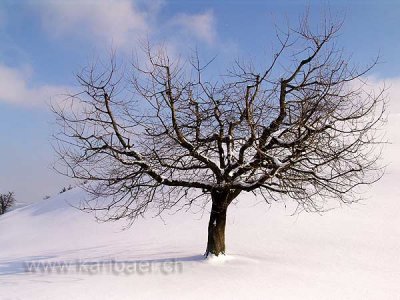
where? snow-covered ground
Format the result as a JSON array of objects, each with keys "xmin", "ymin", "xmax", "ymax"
[{"xmin": 1, "ymin": 115, "xmax": 400, "ymax": 299}]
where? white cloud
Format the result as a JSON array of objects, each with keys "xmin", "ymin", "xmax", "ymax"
[
  {"xmin": 0, "ymin": 64, "xmax": 68, "ymax": 107},
  {"xmin": 38, "ymin": 0, "xmax": 149, "ymax": 48},
  {"xmin": 35, "ymin": 1, "xmax": 218, "ymax": 48},
  {"xmin": 172, "ymin": 11, "xmax": 217, "ymax": 45},
  {"xmin": 366, "ymin": 76, "xmax": 400, "ymax": 114},
  {"xmin": 0, "ymin": 2, "xmax": 221, "ymax": 108},
  {"xmin": 362, "ymin": 76, "xmax": 400, "ymax": 174}
]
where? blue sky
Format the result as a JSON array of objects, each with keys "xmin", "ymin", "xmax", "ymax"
[{"xmin": 0, "ymin": 0, "xmax": 399, "ymax": 203}]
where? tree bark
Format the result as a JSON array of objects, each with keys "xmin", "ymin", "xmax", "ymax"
[
  {"xmin": 205, "ymin": 189, "xmax": 240, "ymax": 257},
  {"xmin": 206, "ymin": 200, "xmax": 227, "ymax": 256}
]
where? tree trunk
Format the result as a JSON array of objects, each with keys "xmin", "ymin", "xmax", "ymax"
[
  {"xmin": 206, "ymin": 200, "xmax": 228, "ymax": 256},
  {"xmin": 205, "ymin": 189, "xmax": 240, "ymax": 257}
]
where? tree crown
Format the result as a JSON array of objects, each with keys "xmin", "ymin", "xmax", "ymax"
[{"xmin": 53, "ymin": 18, "xmax": 386, "ymax": 222}]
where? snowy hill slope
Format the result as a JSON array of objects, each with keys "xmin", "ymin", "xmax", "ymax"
[{"xmin": 1, "ymin": 115, "xmax": 400, "ymax": 300}]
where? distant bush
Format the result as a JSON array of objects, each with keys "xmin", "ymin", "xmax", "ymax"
[{"xmin": 0, "ymin": 192, "xmax": 16, "ymax": 215}]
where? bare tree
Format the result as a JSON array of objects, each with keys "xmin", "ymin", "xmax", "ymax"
[
  {"xmin": 53, "ymin": 18, "xmax": 386, "ymax": 256},
  {"xmin": 0, "ymin": 192, "xmax": 16, "ymax": 215}
]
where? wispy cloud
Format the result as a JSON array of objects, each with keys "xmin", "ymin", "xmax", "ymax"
[
  {"xmin": 35, "ymin": 1, "xmax": 218, "ymax": 48},
  {"xmin": 357, "ymin": 76, "xmax": 400, "ymax": 114},
  {"xmin": 37, "ymin": 0, "xmax": 150, "ymax": 48},
  {"xmin": 172, "ymin": 11, "xmax": 217, "ymax": 45},
  {"xmin": 0, "ymin": 64, "xmax": 68, "ymax": 107},
  {"xmin": 0, "ymin": 1, "xmax": 221, "ymax": 108},
  {"xmin": 374, "ymin": 78, "xmax": 400, "ymax": 114}
]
